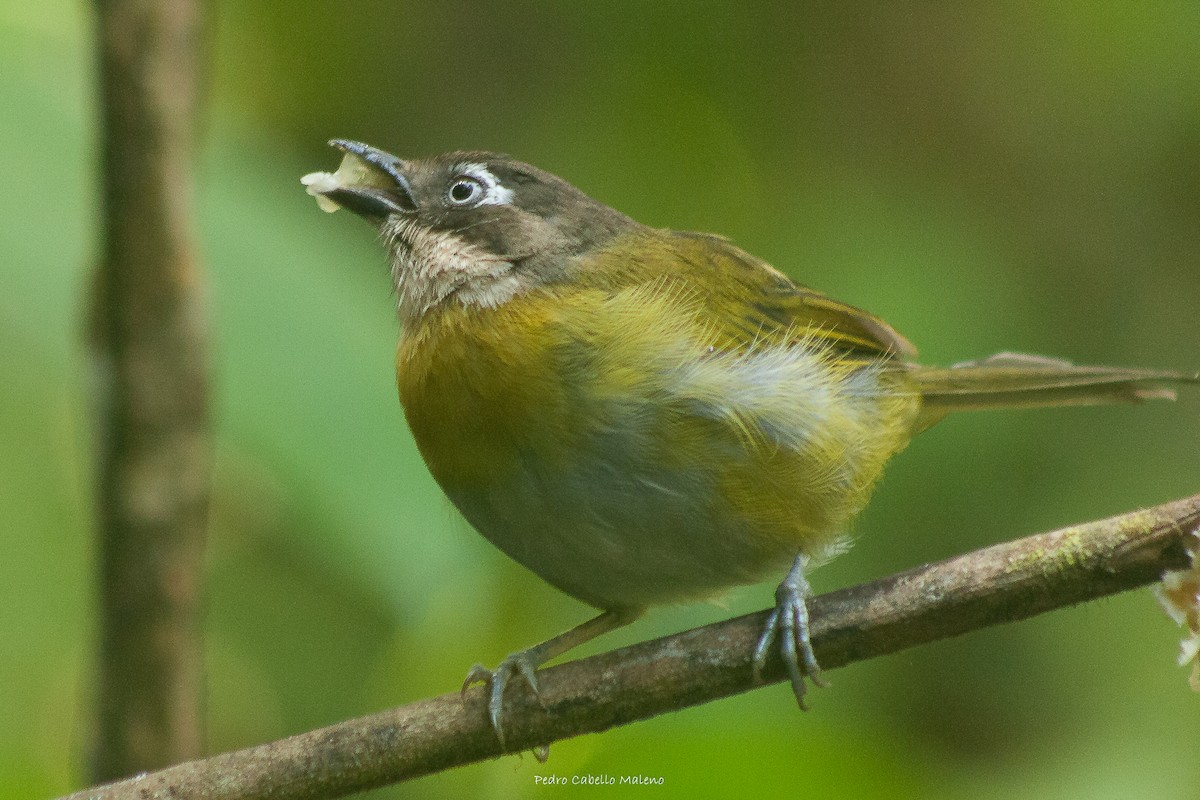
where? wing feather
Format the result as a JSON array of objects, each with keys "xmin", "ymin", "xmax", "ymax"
[{"xmin": 661, "ymin": 231, "xmax": 916, "ymax": 361}]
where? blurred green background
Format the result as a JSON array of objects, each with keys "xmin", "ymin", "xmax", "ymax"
[{"xmin": 3, "ymin": 2, "xmax": 1198, "ymax": 798}]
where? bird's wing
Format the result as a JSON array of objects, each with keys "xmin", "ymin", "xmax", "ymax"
[{"xmin": 662, "ymin": 231, "xmax": 917, "ymax": 361}]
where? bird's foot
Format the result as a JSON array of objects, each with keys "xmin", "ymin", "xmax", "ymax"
[
  {"xmin": 461, "ymin": 609, "xmax": 642, "ymax": 753},
  {"xmin": 462, "ymin": 650, "xmax": 544, "ymax": 750},
  {"xmin": 752, "ymin": 554, "xmax": 828, "ymax": 708}
]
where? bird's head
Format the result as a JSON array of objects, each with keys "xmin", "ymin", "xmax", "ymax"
[{"xmin": 303, "ymin": 140, "xmax": 637, "ymax": 321}]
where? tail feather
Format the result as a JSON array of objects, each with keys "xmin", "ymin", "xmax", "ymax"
[{"xmin": 909, "ymin": 352, "xmax": 1199, "ymax": 431}]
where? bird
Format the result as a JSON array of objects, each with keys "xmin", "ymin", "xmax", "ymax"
[{"xmin": 301, "ymin": 139, "xmax": 1197, "ymax": 746}]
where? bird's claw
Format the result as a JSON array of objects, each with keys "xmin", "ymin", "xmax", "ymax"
[
  {"xmin": 752, "ymin": 565, "xmax": 827, "ymax": 708},
  {"xmin": 461, "ymin": 652, "xmax": 543, "ymax": 749}
]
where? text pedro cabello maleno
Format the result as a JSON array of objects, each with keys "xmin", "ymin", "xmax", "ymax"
[{"xmin": 535, "ymin": 774, "xmax": 665, "ymax": 786}]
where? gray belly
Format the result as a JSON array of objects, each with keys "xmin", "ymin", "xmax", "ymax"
[{"xmin": 446, "ymin": 443, "xmax": 798, "ymax": 610}]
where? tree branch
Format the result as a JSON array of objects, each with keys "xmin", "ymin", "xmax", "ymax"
[
  {"xmin": 89, "ymin": 0, "xmax": 211, "ymax": 781},
  {"xmin": 61, "ymin": 493, "xmax": 1200, "ymax": 800}
]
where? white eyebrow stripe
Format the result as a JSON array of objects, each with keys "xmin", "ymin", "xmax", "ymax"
[{"xmin": 459, "ymin": 163, "xmax": 514, "ymax": 206}]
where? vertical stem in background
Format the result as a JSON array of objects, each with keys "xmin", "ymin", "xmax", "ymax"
[{"xmin": 90, "ymin": 0, "xmax": 210, "ymax": 781}]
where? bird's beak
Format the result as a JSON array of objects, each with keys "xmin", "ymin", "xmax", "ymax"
[{"xmin": 301, "ymin": 139, "xmax": 418, "ymax": 220}]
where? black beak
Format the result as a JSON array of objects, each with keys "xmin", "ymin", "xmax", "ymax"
[{"xmin": 319, "ymin": 139, "xmax": 418, "ymax": 219}]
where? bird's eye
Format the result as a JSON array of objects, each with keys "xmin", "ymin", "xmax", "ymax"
[{"xmin": 447, "ymin": 177, "xmax": 484, "ymax": 206}]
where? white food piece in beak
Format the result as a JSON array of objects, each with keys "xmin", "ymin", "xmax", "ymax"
[
  {"xmin": 301, "ymin": 152, "xmax": 392, "ymax": 213},
  {"xmin": 300, "ymin": 171, "xmax": 343, "ymax": 212}
]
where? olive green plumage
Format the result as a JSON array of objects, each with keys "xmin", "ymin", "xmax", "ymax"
[
  {"xmin": 304, "ymin": 139, "xmax": 1197, "ymax": 741},
  {"xmin": 397, "ymin": 227, "xmax": 922, "ymax": 609}
]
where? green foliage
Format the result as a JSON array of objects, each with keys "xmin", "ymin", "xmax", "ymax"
[{"xmin": 1, "ymin": 2, "xmax": 1197, "ymax": 797}]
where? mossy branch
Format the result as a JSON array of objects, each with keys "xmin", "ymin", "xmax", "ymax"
[{"xmin": 61, "ymin": 493, "xmax": 1199, "ymax": 800}]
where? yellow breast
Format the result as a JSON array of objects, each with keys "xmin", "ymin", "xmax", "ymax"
[{"xmin": 397, "ymin": 263, "xmax": 920, "ymax": 610}]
